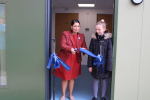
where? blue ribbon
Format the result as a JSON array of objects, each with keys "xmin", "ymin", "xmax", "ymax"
[
  {"xmin": 47, "ymin": 53, "xmax": 71, "ymax": 71},
  {"xmin": 79, "ymin": 48, "xmax": 104, "ymax": 73}
]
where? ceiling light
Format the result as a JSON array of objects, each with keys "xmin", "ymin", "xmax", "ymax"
[{"xmin": 78, "ymin": 4, "xmax": 95, "ymax": 7}]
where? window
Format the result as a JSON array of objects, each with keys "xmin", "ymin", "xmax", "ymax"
[{"xmin": 0, "ymin": 3, "xmax": 6, "ymax": 86}]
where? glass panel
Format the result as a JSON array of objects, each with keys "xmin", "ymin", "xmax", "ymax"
[{"xmin": 0, "ymin": 4, "xmax": 6, "ymax": 86}]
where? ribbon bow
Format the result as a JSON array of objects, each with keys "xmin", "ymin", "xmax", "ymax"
[
  {"xmin": 79, "ymin": 48, "xmax": 104, "ymax": 73},
  {"xmin": 47, "ymin": 53, "xmax": 71, "ymax": 71}
]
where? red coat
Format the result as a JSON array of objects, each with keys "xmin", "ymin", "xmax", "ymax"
[
  {"xmin": 55, "ymin": 31, "xmax": 87, "ymax": 80},
  {"xmin": 57, "ymin": 31, "xmax": 87, "ymax": 62}
]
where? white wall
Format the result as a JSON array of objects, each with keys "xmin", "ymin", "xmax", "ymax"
[
  {"xmin": 113, "ymin": 0, "xmax": 150, "ymax": 100},
  {"xmin": 52, "ymin": 8, "xmax": 113, "ymax": 65},
  {"xmin": 138, "ymin": 0, "xmax": 150, "ymax": 99}
]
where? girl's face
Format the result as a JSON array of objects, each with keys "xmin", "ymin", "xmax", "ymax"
[
  {"xmin": 96, "ymin": 25, "xmax": 106, "ymax": 35},
  {"xmin": 71, "ymin": 22, "xmax": 80, "ymax": 33}
]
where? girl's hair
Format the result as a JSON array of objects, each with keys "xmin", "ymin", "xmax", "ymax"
[
  {"xmin": 104, "ymin": 29, "xmax": 110, "ymax": 33},
  {"xmin": 71, "ymin": 19, "xmax": 80, "ymax": 26},
  {"xmin": 96, "ymin": 19, "xmax": 106, "ymax": 28}
]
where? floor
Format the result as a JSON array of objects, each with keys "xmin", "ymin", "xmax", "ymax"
[{"xmin": 51, "ymin": 65, "xmax": 111, "ymax": 100}]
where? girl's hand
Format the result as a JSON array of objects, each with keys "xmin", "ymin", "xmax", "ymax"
[
  {"xmin": 89, "ymin": 67, "xmax": 92, "ymax": 72},
  {"xmin": 71, "ymin": 48, "xmax": 76, "ymax": 54},
  {"xmin": 81, "ymin": 48, "xmax": 86, "ymax": 55}
]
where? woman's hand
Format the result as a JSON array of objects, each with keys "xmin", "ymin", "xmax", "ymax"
[
  {"xmin": 71, "ymin": 48, "xmax": 76, "ymax": 54},
  {"xmin": 89, "ymin": 67, "xmax": 92, "ymax": 72}
]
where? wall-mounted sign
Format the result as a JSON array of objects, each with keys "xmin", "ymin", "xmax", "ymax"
[{"xmin": 131, "ymin": 0, "xmax": 143, "ymax": 5}]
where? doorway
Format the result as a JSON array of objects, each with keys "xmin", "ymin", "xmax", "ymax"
[{"xmin": 49, "ymin": 0, "xmax": 115, "ymax": 100}]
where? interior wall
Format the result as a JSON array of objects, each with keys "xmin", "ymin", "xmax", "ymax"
[
  {"xmin": 114, "ymin": 0, "xmax": 143, "ymax": 99},
  {"xmin": 112, "ymin": 0, "xmax": 150, "ymax": 100},
  {"xmin": 0, "ymin": 0, "xmax": 46, "ymax": 100},
  {"xmin": 138, "ymin": 0, "xmax": 150, "ymax": 99},
  {"xmin": 52, "ymin": 8, "xmax": 113, "ymax": 65}
]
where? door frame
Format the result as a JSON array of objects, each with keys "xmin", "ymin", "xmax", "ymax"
[
  {"xmin": 111, "ymin": 0, "xmax": 119, "ymax": 100},
  {"xmin": 45, "ymin": 0, "xmax": 52, "ymax": 99},
  {"xmin": 46, "ymin": 0, "xmax": 119, "ymax": 100}
]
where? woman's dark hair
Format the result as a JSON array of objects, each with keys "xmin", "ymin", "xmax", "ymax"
[{"xmin": 71, "ymin": 19, "xmax": 80, "ymax": 26}]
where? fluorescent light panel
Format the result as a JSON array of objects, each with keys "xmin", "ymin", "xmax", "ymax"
[{"xmin": 78, "ymin": 4, "xmax": 95, "ymax": 7}]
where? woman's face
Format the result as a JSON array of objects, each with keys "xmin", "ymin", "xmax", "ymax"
[
  {"xmin": 71, "ymin": 22, "xmax": 80, "ymax": 33},
  {"xmin": 96, "ymin": 25, "xmax": 106, "ymax": 35}
]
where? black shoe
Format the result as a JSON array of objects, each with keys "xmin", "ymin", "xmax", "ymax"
[
  {"xmin": 92, "ymin": 97, "xmax": 98, "ymax": 100},
  {"xmin": 101, "ymin": 97, "xmax": 106, "ymax": 100}
]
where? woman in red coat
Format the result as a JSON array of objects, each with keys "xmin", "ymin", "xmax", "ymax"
[{"xmin": 55, "ymin": 19, "xmax": 87, "ymax": 100}]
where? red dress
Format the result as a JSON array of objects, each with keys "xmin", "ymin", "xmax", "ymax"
[{"xmin": 55, "ymin": 34, "xmax": 81, "ymax": 80}]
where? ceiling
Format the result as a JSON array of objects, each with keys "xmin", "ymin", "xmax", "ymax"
[{"xmin": 52, "ymin": 0, "xmax": 114, "ymax": 9}]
